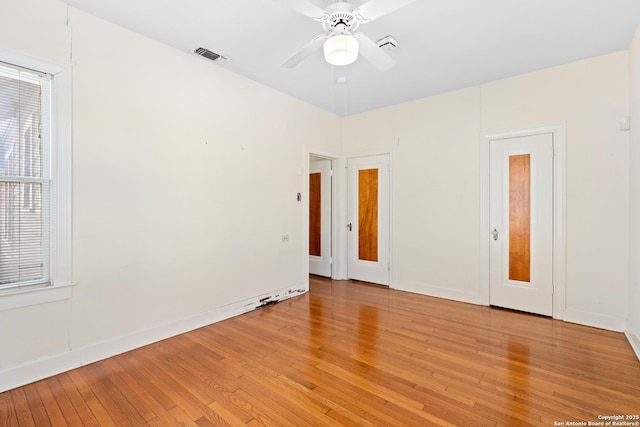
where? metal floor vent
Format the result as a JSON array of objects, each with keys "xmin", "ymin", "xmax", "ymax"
[{"xmin": 194, "ymin": 47, "xmax": 226, "ymax": 62}]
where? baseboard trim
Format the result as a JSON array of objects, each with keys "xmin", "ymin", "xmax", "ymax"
[
  {"xmin": 0, "ymin": 286, "xmax": 306, "ymax": 393},
  {"xmin": 625, "ymin": 323, "xmax": 640, "ymax": 362},
  {"xmin": 393, "ymin": 283, "xmax": 629, "ymax": 334},
  {"xmin": 563, "ymin": 308, "xmax": 626, "ymax": 332},
  {"xmin": 394, "ymin": 281, "xmax": 482, "ymax": 305}
]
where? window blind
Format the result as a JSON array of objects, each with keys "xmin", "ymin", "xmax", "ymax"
[{"xmin": 0, "ymin": 61, "xmax": 51, "ymax": 290}]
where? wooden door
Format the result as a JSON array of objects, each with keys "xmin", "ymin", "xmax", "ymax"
[
  {"xmin": 347, "ymin": 154, "xmax": 390, "ymax": 285},
  {"xmin": 490, "ymin": 133, "xmax": 553, "ymax": 316}
]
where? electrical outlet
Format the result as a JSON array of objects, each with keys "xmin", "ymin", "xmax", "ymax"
[{"xmin": 282, "ymin": 235, "xmax": 289, "ymax": 242}]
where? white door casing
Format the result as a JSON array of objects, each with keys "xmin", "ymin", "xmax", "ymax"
[
  {"xmin": 347, "ymin": 154, "xmax": 390, "ymax": 285},
  {"xmin": 489, "ymin": 133, "xmax": 554, "ymax": 316},
  {"xmin": 309, "ymin": 159, "xmax": 332, "ymax": 277}
]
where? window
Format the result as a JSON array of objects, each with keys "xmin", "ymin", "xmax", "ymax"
[
  {"xmin": 0, "ymin": 62, "xmax": 52, "ymax": 290},
  {"xmin": 0, "ymin": 50, "xmax": 72, "ymax": 310}
]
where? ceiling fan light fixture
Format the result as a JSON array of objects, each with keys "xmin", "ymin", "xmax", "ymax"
[{"xmin": 323, "ymin": 34, "xmax": 359, "ymax": 66}]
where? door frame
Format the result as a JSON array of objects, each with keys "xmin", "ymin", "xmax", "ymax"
[
  {"xmin": 480, "ymin": 125, "xmax": 566, "ymax": 319},
  {"xmin": 345, "ymin": 149, "xmax": 393, "ymax": 287},
  {"xmin": 305, "ymin": 149, "xmax": 339, "ymax": 284},
  {"xmin": 308, "ymin": 156, "xmax": 333, "ymax": 278}
]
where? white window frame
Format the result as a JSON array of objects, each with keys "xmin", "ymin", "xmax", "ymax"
[{"xmin": 0, "ymin": 49, "xmax": 72, "ymax": 311}]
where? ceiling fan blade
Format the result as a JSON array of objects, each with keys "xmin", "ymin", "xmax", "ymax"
[
  {"xmin": 281, "ymin": 34, "xmax": 328, "ymax": 68},
  {"xmin": 272, "ymin": 0, "xmax": 328, "ymax": 20},
  {"xmin": 354, "ymin": 33, "xmax": 396, "ymax": 71},
  {"xmin": 354, "ymin": 0, "xmax": 416, "ymax": 22}
]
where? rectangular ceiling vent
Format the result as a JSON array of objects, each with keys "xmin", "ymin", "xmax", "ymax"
[
  {"xmin": 376, "ymin": 35, "xmax": 398, "ymax": 51},
  {"xmin": 194, "ymin": 47, "xmax": 226, "ymax": 63}
]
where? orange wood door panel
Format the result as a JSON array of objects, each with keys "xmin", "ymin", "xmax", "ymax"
[
  {"xmin": 508, "ymin": 154, "xmax": 531, "ymax": 282},
  {"xmin": 358, "ymin": 169, "xmax": 378, "ymax": 262},
  {"xmin": 309, "ymin": 172, "xmax": 321, "ymax": 256}
]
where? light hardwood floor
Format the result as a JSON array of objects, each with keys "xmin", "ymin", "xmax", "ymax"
[{"xmin": 1, "ymin": 276, "xmax": 639, "ymax": 426}]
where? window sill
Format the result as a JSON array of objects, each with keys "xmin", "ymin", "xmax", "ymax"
[{"xmin": 0, "ymin": 283, "xmax": 74, "ymax": 312}]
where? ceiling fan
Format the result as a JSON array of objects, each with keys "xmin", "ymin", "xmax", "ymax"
[{"xmin": 275, "ymin": 0, "xmax": 416, "ymax": 71}]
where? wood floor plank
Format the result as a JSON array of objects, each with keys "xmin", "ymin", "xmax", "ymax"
[
  {"xmin": 9, "ymin": 387, "xmax": 37, "ymax": 427},
  {"xmin": 21, "ymin": 383, "xmax": 53, "ymax": 427},
  {"xmin": 0, "ymin": 390, "xmax": 20, "ymax": 427},
  {"xmin": 207, "ymin": 400, "xmax": 249, "ymax": 427},
  {"xmin": 223, "ymin": 358, "xmax": 336, "ymax": 426},
  {"xmin": 50, "ymin": 376, "xmax": 93, "ymax": 426},
  {"xmin": 166, "ymin": 406, "xmax": 201, "ymax": 426},
  {"xmin": 100, "ymin": 357, "xmax": 169, "ymax": 423},
  {"xmin": 33, "ymin": 381, "xmax": 67, "ymax": 426},
  {"xmin": 78, "ymin": 362, "xmax": 142, "ymax": 426},
  {"xmin": 110, "ymin": 352, "xmax": 177, "ymax": 413},
  {"xmin": 125, "ymin": 350, "xmax": 221, "ymax": 423},
  {"xmin": 1, "ymin": 277, "xmax": 639, "ymax": 426},
  {"xmin": 66, "ymin": 369, "xmax": 117, "ymax": 426}
]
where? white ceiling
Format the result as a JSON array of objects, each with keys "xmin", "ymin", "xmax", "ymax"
[{"xmin": 62, "ymin": 0, "xmax": 640, "ymax": 116}]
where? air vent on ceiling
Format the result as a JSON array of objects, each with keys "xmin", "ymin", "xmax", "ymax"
[
  {"xmin": 376, "ymin": 35, "xmax": 398, "ymax": 51},
  {"xmin": 194, "ymin": 47, "xmax": 226, "ymax": 62}
]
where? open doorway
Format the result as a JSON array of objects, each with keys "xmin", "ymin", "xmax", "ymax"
[{"xmin": 309, "ymin": 155, "xmax": 334, "ymax": 278}]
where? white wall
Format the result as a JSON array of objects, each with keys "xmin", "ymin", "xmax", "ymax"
[
  {"xmin": 628, "ymin": 26, "xmax": 640, "ymax": 357},
  {"xmin": 482, "ymin": 53, "xmax": 630, "ymax": 330},
  {"xmin": 0, "ymin": 0, "xmax": 74, "ymax": 374},
  {"xmin": 344, "ymin": 52, "xmax": 630, "ymax": 330},
  {"xmin": 0, "ymin": 0, "xmax": 71, "ymax": 64},
  {"xmin": 343, "ymin": 88, "xmax": 483, "ymax": 303},
  {"xmin": 68, "ymin": 8, "xmax": 341, "ymax": 347},
  {"xmin": 0, "ymin": 0, "xmax": 341, "ymax": 390}
]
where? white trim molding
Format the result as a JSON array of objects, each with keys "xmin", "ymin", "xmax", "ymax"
[
  {"xmin": 480, "ymin": 125, "xmax": 567, "ymax": 319},
  {"xmin": 51, "ymin": 65, "xmax": 73, "ymax": 288},
  {"xmin": 345, "ymin": 148, "xmax": 394, "ymax": 287},
  {"xmin": 563, "ymin": 308, "xmax": 626, "ymax": 332},
  {"xmin": 306, "ymin": 147, "xmax": 341, "ymax": 281},
  {"xmin": 399, "ymin": 281, "xmax": 482, "ymax": 305},
  {"xmin": 0, "ymin": 283, "xmax": 73, "ymax": 312},
  {"xmin": 625, "ymin": 323, "xmax": 640, "ymax": 362},
  {"xmin": 0, "ymin": 48, "xmax": 74, "ymax": 311}
]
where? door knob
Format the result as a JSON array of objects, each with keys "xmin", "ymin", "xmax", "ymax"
[
  {"xmin": 347, "ymin": 223, "xmax": 352, "ymax": 232},
  {"xmin": 492, "ymin": 229, "xmax": 499, "ymax": 241}
]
